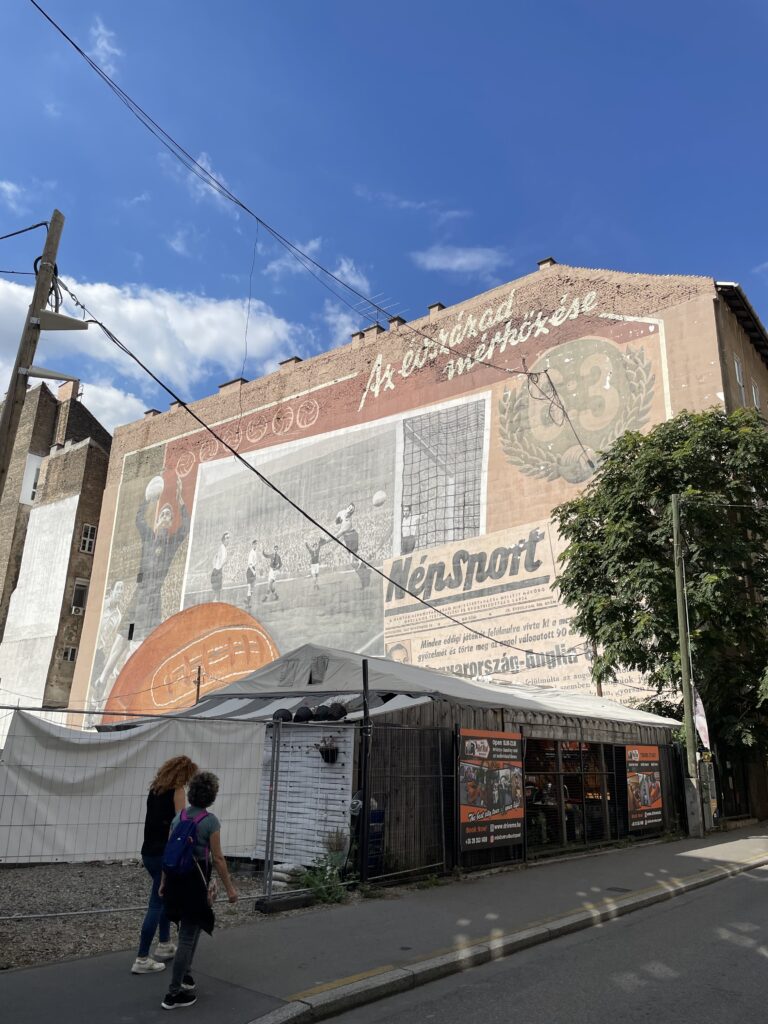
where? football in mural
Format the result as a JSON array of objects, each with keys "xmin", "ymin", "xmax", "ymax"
[
  {"xmin": 101, "ymin": 603, "xmax": 278, "ymax": 723},
  {"xmin": 144, "ymin": 475, "xmax": 165, "ymax": 502},
  {"xmin": 372, "ymin": 490, "xmax": 387, "ymax": 507}
]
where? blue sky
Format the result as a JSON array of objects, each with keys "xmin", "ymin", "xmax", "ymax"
[{"xmin": 1, "ymin": 1, "xmax": 766, "ymax": 430}]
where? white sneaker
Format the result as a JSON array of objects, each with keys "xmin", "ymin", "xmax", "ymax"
[
  {"xmin": 154, "ymin": 941, "xmax": 177, "ymax": 960},
  {"xmin": 132, "ymin": 956, "xmax": 166, "ymax": 974}
]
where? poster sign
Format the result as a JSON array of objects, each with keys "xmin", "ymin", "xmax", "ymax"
[
  {"xmin": 626, "ymin": 745, "xmax": 663, "ymax": 829},
  {"xmin": 458, "ymin": 728, "xmax": 524, "ymax": 851}
]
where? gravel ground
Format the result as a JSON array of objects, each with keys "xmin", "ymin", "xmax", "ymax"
[
  {"xmin": 0, "ymin": 860, "xmax": 406, "ymax": 972},
  {"xmin": 0, "ymin": 860, "xmax": 269, "ymax": 971}
]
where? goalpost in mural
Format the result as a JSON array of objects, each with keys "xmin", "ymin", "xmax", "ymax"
[{"xmin": 400, "ymin": 401, "xmax": 486, "ymax": 553}]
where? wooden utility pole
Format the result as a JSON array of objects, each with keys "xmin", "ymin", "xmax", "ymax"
[
  {"xmin": 672, "ymin": 493, "xmax": 704, "ymax": 837},
  {"xmin": 0, "ymin": 210, "xmax": 65, "ymax": 504}
]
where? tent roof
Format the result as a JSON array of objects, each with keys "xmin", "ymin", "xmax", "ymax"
[{"xmin": 190, "ymin": 643, "xmax": 678, "ymax": 729}]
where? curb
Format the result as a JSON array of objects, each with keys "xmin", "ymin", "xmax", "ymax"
[{"xmin": 248, "ymin": 852, "xmax": 768, "ymax": 1024}]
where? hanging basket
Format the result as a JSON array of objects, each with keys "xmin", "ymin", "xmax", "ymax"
[{"xmin": 315, "ymin": 742, "xmax": 339, "ymax": 764}]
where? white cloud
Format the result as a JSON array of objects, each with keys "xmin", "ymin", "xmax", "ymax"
[
  {"xmin": 354, "ymin": 185, "xmax": 431, "ymax": 212},
  {"xmin": 355, "ymin": 184, "xmax": 470, "ymax": 227},
  {"xmin": 87, "ymin": 17, "xmax": 123, "ymax": 77},
  {"xmin": 0, "ymin": 180, "xmax": 26, "ymax": 215},
  {"xmin": 0, "ymin": 277, "xmax": 298, "ymax": 399},
  {"xmin": 321, "ymin": 300, "xmax": 361, "ymax": 348},
  {"xmin": 752, "ymin": 261, "xmax": 768, "ymax": 276},
  {"xmin": 264, "ymin": 238, "xmax": 322, "ymax": 280},
  {"xmin": 123, "ymin": 191, "xmax": 150, "ymax": 207},
  {"xmin": 410, "ymin": 244, "xmax": 508, "ymax": 276},
  {"xmin": 44, "ymin": 101, "xmax": 62, "ymax": 119},
  {"xmin": 186, "ymin": 152, "xmax": 238, "ymax": 218},
  {"xmin": 166, "ymin": 229, "xmax": 191, "ymax": 257},
  {"xmin": 79, "ymin": 381, "xmax": 146, "ymax": 432},
  {"xmin": 333, "ymin": 256, "xmax": 370, "ymax": 295}
]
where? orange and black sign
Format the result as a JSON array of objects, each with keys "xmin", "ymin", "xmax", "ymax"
[
  {"xmin": 459, "ymin": 728, "xmax": 524, "ymax": 851},
  {"xmin": 626, "ymin": 745, "xmax": 663, "ymax": 829}
]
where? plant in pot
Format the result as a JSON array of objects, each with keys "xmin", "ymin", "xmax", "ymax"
[{"xmin": 315, "ymin": 736, "xmax": 339, "ymax": 764}]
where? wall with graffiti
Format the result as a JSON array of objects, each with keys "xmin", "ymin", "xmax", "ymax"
[{"xmin": 80, "ymin": 266, "xmax": 723, "ymax": 721}]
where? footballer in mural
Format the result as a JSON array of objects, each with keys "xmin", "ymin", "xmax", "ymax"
[{"xmin": 181, "ymin": 397, "xmax": 489, "ymax": 656}]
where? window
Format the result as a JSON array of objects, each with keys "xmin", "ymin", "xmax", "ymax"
[
  {"xmin": 63, "ymin": 647, "xmax": 77, "ymax": 662},
  {"xmin": 752, "ymin": 381, "xmax": 761, "ymax": 411},
  {"xmin": 71, "ymin": 578, "xmax": 89, "ymax": 613},
  {"xmin": 80, "ymin": 524, "xmax": 97, "ymax": 554},
  {"xmin": 20, "ymin": 454, "xmax": 43, "ymax": 505},
  {"xmin": 734, "ymin": 356, "xmax": 746, "ymax": 406}
]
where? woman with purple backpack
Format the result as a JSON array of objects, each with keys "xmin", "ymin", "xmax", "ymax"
[
  {"xmin": 159, "ymin": 770, "xmax": 238, "ymax": 1010},
  {"xmin": 132, "ymin": 755, "xmax": 198, "ymax": 976}
]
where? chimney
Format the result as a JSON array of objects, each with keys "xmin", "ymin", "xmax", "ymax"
[
  {"xmin": 427, "ymin": 302, "xmax": 445, "ymax": 318},
  {"xmin": 278, "ymin": 356, "xmax": 303, "ymax": 369},
  {"xmin": 218, "ymin": 377, "xmax": 247, "ymax": 395},
  {"xmin": 57, "ymin": 379, "xmax": 80, "ymax": 403},
  {"xmin": 388, "ymin": 316, "xmax": 406, "ymax": 330},
  {"xmin": 362, "ymin": 324, "xmax": 385, "ymax": 340},
  {"xmin": 350, "ymin": 330, "xmax": 366, "ymax": 346},
  {"xmin": 537, "ymin": 257, "xmax": 558, "ymax": 270},
  {"xmin": 143, "ymin": 409, "xmax": 160, "ymax": 419}
]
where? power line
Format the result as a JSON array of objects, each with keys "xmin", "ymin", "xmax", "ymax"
[
  {"xmin": 55, "ymin": 277, "xmax": 586, "ymax": 665},
  {"xmin": 0, "ymin": 221, "xmax": 49, "ymax": 243},
  {"xmin": 26, "ymin": 0, "xmax": 587, "ymax": 442},
  {"xmin": 0, "ymin": 269, "xmax": 36, "ymax": 276}
]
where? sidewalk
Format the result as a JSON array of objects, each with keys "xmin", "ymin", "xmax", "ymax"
[{"xmin": 2, "ymin": 825, "xmax": 767, "ymax": 1024}]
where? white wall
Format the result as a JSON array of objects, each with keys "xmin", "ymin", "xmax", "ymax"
[{"xmin": 0, "ymin": 495, "xmax": 79, "ymax": 747}]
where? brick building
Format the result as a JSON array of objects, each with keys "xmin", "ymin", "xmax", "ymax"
[
  {"xmin": 67, "ymin": 261, "xmax": 768, "ymax": 736},
  {"xmin": 0, "ymin": 380, "xmax": 110, "ymax": 738}
]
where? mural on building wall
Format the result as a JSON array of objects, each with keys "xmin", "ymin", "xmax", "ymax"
[{"xmin": 85, "ymin": 280, "xmax": 672, "ymax": 720}]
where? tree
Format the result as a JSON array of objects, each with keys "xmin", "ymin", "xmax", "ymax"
[{"xmin": 552, "ymin": 407, "xmax": 768, "ymax": 749}]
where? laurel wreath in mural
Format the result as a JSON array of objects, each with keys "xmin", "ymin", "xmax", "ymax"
[{"xmin": 498, "ymin": 347, "xmax": 655, "ymax": 482}]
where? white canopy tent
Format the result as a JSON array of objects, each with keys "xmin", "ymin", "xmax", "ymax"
[{"xmin": 170, "ymin": 643, "xmax": 678, "ymax": 732}]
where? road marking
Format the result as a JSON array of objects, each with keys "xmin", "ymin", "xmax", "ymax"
[{"xmin": 288, "ymin": 964, "xmax": 395, "ymax": 999}]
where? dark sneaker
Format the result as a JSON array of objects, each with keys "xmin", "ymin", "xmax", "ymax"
[
  {"xmin": 161, "ymin": 990, "xmax": 197, "ymax": 1010},
  {"xmin": 181, "ymin": 974, "xmax": 196, "ymax": 991}
]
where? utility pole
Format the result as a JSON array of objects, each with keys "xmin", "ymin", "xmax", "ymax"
[
  {"xmin": 671, "ymin": 493, "xmax": 704, "ymax": 837},
  {"xmin": 0, "ymin": 211, "xmax": 64, "ymax": 504}
]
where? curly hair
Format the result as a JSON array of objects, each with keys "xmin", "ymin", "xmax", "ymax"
[
  {"xmin": 187, "ymin": 771, "xmax": 220, "ymax": 809},
  {"xmin": 149, "ymin": 755, "xmax": 198, "ymax": 794}
]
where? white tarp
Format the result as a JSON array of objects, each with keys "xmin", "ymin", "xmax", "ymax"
[
  {"xmin": 199, "ymin": 643, "xmax": 679, "ymax": 729},
  {"xmin": 0, "ymin": 711, "xmax": 264, "ymax": 864}
]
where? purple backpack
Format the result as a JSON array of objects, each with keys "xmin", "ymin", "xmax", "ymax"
[{"xmin": 162, "ymin": 809, "xmax": 208, "ymax": 876}]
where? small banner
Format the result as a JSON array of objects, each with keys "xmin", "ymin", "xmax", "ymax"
[
  {"xmin": 625, "ymin": 745, "xmax": 663, "ymax": 829},
  {"xmin": 458, "ymin": 728, "xmax": 524, "ymax": 851}
]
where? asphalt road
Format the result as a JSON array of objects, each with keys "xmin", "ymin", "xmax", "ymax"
[{"xmin": 328, "ymin": 865, "xmax": 768, "ymax": 1024}]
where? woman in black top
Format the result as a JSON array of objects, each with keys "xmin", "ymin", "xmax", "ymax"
[{"xmin": 131, "ymin": 755, "xmax": 198, "ymax": 975}]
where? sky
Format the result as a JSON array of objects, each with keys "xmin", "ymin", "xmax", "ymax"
[{"xmin": 1, "ymin": 1, "xmax": 767, "ymax": 431}]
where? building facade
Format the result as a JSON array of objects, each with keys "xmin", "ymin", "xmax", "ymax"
[
  {"xmin": 0, "ymin": 380, "xmax": 110, "ymax": 738},
  {"xmin": 68, "ymin": 261, "xmax": 768, "ymax": 726}
]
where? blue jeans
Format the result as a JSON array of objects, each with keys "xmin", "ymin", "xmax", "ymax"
[{"xmin": 138, "ymin": 854, "xmax": 171, "ymax": 957}]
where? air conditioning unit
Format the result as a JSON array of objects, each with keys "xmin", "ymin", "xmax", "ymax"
[{"xmin": 71, "ymin": 606, "xmax": 84, "ymax": 616}]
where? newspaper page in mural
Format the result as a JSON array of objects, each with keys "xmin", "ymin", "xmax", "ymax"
[
  {"xmin": 626, "ymin": 745, "xmax": 663, "ymax": 829},
  {"xmin": 383, "ymin": 520, "xmax": 649, "ymax": 702},
  {"xmin": 458, "ymin": 728, "xmax": 524, "ymax": 850}
]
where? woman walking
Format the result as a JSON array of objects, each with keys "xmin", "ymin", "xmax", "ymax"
[
  {"xmin": 160, "ymin": 770, "xmax": 238, "ymax": 1010},
  {"xmin": 132, "ymin": 755, "xmax": 198, "ymax": 975}
]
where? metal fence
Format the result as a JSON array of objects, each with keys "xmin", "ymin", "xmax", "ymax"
[{"xmin": 0, "ymin": 705, "xmax": 682, "ymax": 933}]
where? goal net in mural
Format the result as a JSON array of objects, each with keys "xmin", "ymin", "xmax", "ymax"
[{"xmin": 400, "ymin": 400, "xmax": 485, "ymax": 553}]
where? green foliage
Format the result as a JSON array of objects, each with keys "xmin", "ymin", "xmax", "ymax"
[
  {"xmin": 552, "ymin": 407, "xmax": 768, "ymax": 749},
  {"xmin": 298, "ymin": 855, "xmax": 347, "ymax": 904}
]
